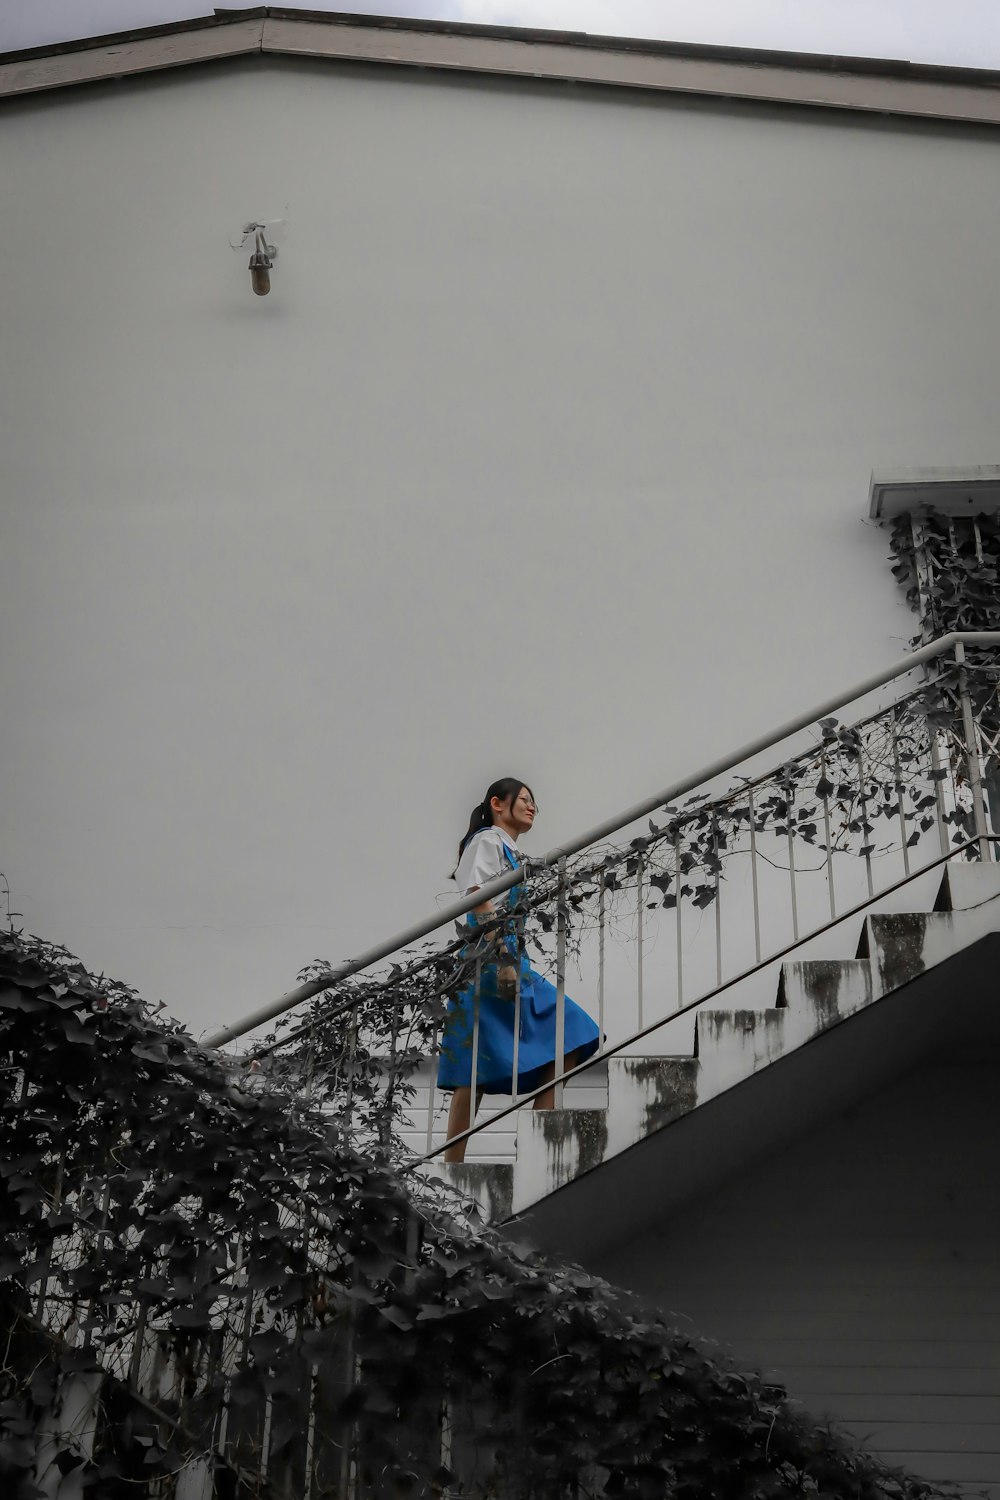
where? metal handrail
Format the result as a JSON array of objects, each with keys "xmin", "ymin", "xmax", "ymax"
[{"xmin": 202, "ymin": 631, "xmax": 1000, "ymax": 1048}]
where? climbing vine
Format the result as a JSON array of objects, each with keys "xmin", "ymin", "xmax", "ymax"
[
  {"xmin": 888, "ymin": 508, "xmax": 1000, "ymax": 644},
  {"xmin": 1, "ymin": 927, "xmax": 950, "ymax": 1498},
  {"xmin": 887, "ymin": 506, "xmax": 1000, "ymax": 832}
]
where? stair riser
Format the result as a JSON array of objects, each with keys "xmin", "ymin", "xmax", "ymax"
[
  {"xmin": 511, "ymin": 1058, "xmax": 698, "ymax": 1212},
  {"xmin": 863, "ymin": 904, "xmax": 1000, "ymax": 993}
]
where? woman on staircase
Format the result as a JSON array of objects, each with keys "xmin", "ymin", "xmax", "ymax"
[{"xmin": 438, "ymin": 778, "xmax": 600, "ymax": 1163}]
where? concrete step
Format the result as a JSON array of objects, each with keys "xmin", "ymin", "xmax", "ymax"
[
  {"xmin": 511, "ymin": 1058, "xmax": 700, "ymax": 1209},
  {"xmin": 429, "ymin": 861, "xmax": 1000, "ymax": 1224},
  {"xmin": 934, "ymin": 861, "xmax": 1000, "ymax": 911}
]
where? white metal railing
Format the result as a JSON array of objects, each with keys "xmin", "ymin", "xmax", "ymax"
[{"xmin": 206, "ymin": 633, "xmax": 1000, "ymax": 1163}]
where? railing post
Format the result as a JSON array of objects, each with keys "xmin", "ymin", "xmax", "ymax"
[
  {"xmin": 784, "ymin": 780, "xmax": 799, "ymax": 942},
  {"xmin": 554, "ymin": 858, "xmax": 567, "ymax": 1109},
  {"xmin": 747, "ymin": 789, "xmax": 762, "ymax": 963},
  {"xmin": 856, "ymin": 744, "xmax": 875, "ymax": 900},
  {"xmin": 889, "ymin": 712, "xmax": 911, "ymax": 879},
  {"xmin": 511, "ymin": 961, "xmax": 522, "ymax": 1105},
  {"xmin": 597, "ymin": 866, "xmax": 606, "ymax": 1048},
  {"xmin": 636, "ymin": 853, "xmax": 645, "ymax": 1031},
  {"xmin": 674, "ymin": 826, "xmax": 684, "ymax": 1009},
  {"xmin": 819, "ymin": 752, "xmax": 837, "ymax": 918},
  {"xmin": 469, "ymin": 959, "xmax": 482, "ymax": 1136},
  {"xmin": 955, "ymin": 640, "xmax": 991, "ymax": 861},
  {"xmin": 712, "ymin": 813, "xmax": 723, "ymax": 986},
  {"xmin": 425, "ymin": 1022, "xmax": 439, "ymax": 1157},
  {"xmin": 343, "ymin": 1014, "xmax": 359, "ymax": 1143}
]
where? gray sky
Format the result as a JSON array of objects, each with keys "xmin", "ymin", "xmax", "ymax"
[{"xmin": 5, "ymin": 0, "xmax": 1000, "ymax": 69}]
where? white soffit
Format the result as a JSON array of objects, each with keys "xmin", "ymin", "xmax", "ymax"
[{"xmin": 869, "ymin": 466, "xmax": 1000, "ymax": 520}]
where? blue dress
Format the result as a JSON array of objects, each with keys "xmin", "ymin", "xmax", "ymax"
[{"xmin": 436, "ymin": 840, "xmax": 601, "ymax": 1094}]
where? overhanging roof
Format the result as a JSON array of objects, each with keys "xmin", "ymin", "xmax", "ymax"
[
  {"xmin": 4, "ymin": 6, "xmax": 1000, "ymax": 128},
  {"xmin": 869, "ymin": 466, "xmax": 1000, "ymax": 520}
]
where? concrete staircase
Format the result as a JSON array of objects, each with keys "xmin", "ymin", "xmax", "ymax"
[{"xmin": 428, "ymin": 862, "xmax": 1000, "ymax": 1227}]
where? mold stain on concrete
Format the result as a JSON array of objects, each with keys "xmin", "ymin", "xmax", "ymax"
[
  {"xmin": 446, "ymin": 1164, "xmax": 513, "ymax": 1224},
  {"xmin": 869, "ymin": 913, "xmax": 929, "ymax": 989},
  {"xmin": 537, "ymin": 1108, "xmax": 609, "ymax": 1187},
  {"xmin": 798, "ymin": 960, "xmax": 865, "ymax": 1028},
  {"xmin": 621, "ymin": 1057, "xmax": 698, "ymax": 1133}
]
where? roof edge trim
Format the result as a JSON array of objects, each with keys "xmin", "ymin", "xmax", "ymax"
[{"xmin": 2, "ymin": 7, "xmax": 1000, "ymax": 126}]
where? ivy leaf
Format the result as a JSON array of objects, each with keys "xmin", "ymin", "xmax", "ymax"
[{"xmin": 130, "ymin": 1041, "xmax": 168, "ymax": 1063}]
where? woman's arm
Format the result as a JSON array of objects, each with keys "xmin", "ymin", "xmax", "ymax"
[{"xmin": 465, "ymin": 891, "xmax": 518, "ymax": 998}]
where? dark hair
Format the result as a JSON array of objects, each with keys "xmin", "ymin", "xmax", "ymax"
[{"xmin": 454, "ymin": 777, "xmax": 535, "ymax": 870}]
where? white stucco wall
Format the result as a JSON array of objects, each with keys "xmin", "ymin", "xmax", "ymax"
[{"xmin": 3, "ymin": 55, "xmax": 1000, "ymax": 1032}]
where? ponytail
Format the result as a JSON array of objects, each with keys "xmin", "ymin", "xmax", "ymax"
[{"xmin": 454, "ymin": 777, "xmax": 535, "ymax": 873}]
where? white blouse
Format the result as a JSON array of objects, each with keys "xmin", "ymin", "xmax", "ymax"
[{"xmin": 455, "ymin": 827, "xmax": 519, "ymax": 897}]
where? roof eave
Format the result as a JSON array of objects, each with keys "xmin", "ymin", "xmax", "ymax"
[{"xmin": 2, "ymin": 6, "xmax": 1000, "ymax": 129}]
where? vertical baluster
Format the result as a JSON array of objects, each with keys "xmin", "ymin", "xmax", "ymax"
[
  {"xmin": 212, "ymin": 1241, "xmax": 247, "ymax": 1475},
  {"xmin": 511, "ymin": 867, "xmax": 524, "ymax": 1096},
  {"xmin": 381, "ymin": 992, "xmax": 401, "ymax": 1154},
  {"xmin": 819, "ymin": 752, "xmax": 837, "ymax": 918},
  {"xmin": 785, "ymin": 779, "xmax": 799, "ymax": 942},
  {"xmin": 304, "ymin": 1013, "xmax": 317, "ymax": 1106},
  {"xmin": 926, "ymin": 712, "xmax": 953, "ymax": 859},
  {"xmin": 910, "ymin": 514, "xmax": 953, "ymax": 855},
  {"xmin": 747, "ymin": 787, "xmax": 762, "ymax": 965},
  {"xmin": 712, "ymin": 815, "xmax": 722, "ymax": 988},
  {"xmin": 944, "ymin": 719, "xmax": 964, "ymax": 839},
  {"xmin": 674, "ymin": 827, "xmax": 684, "ymax": 1010},
  {"xmin": 511, "ymin": 961, "xmax": 522, "ymax": 1105},
  {"xmin": 857, "ymin": 746, "xmax": 875, "ymax": 899},
  {"xmin": 636, "ymin": 854, "xmax": 645, "ymax": 1030},
  {"xmin": 928, "ymin": 727, "xmax": 954, "ymax": 858},
  {"xmin": 338, "ymin": 1264, "xmax": 360, "ymax": 1500},
  {"xmin": 554, "ymin": 858, "xmax": 567, "ymax": 1108},
  {"xmin": 890, "ymin": 711, "xmax": 911, "ymax": 878},
  {"xmin": 955, "ymin": 640, "xmax": 990, "ymax": 861},
  {"xmin": 343, "ymin": 1013, "xmax": 359, "ymax": 1145},
  {"xmin": 440, "ymin": 1396, "xmax": 453, "ymax": 1478},
  {"xmin": 468, "ymin": 959, "xmax": 482, "ymax": 1145},
  {"xmin": 302, "ymin": 1366, "xmax": 318, "ymax": 1500},
  {"xmin": 425, "ymin": 1022, "xmax": 439, "ymax": 1157},
  {"xmin": 128, "ymin": 1262, "xmax": 151, "ymax": 1390},
  {"xmin": 35, "ymin": 1145, "xmax": 67, "ymax": 1327},
  {"xmin": 597, "ymin": 867, "xmax": 606, "ymax": 1049},
  {"xmin": 260, "ymin": 1393, "xmax": 274, "ymax": 1483}
]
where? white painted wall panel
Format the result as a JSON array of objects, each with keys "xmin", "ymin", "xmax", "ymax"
[
  {"xmin": 595, "ymin": 1062, "xmax": 1000, "ymax": 1494},
  {"xmin": 3, "ymin": 60, "xmax": 1000, "ymax": 1035}
]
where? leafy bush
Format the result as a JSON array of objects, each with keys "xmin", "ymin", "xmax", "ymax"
[{"xmin": 0, "ymin": 926, "xmax": 950, "ymax": 1499}]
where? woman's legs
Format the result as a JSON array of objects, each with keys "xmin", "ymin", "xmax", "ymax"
[
  {"xmin": 532, "ymin": 1047, "xmax": 583, "ymax": 1111},
  {"xmin": 444, "ymin": 1086, "xmax": 485, "ymax": 1163},
  {"xmin": 444, "ymin": 1045, "xmax": 587, "ymax": 1161}
]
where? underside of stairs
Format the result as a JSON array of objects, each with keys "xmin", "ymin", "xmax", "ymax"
[{"xmin": 430, "ymin": 863, "xmax": 1000, "ymax": 1250}]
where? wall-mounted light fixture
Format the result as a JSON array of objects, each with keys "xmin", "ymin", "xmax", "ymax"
[
  {"xmin": 230, "ymin": 220, "xmax": 285, "ymax": 297},
  {"xmin": 249, "ymin": 228, "xmax": 273, "ymax": 296}
]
